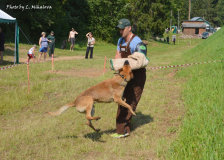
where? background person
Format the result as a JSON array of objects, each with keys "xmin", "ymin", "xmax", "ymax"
[
  {"xmin": 68, "ymin": 28, "xmax": 78, "ymax": 51},
  {"xmin": 47, "ymin": 31, "xmax": 55, "ymax": 58},
  {"xmin": 85, "ymin": 32, "xmax": 95, "ymax": 59},
  {"xmin": 27, "ymin": 44, "xmax": 37, "ymax": 62},
  {"xmin": 112, "ymin": 19, "xmax": 147, "ymax": 138},
  {"xmin": 61, "ymin": 39, "xmax": 67, "ymax": 50},
  {"xmin": 38, "ymin": 32, "xmax": 50, "ymax": 62},
  {"xmin": 0, "ymin": 27, "xmax": 5, "ymax": 64},
  {"xmin": 167, "ymin": 36, "xmax": 169, "ymax": 44}
]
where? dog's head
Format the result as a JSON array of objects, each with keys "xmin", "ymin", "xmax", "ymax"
[{"xmin": 118, "ymin": 60, "xmax": 134, "ymax": 81}]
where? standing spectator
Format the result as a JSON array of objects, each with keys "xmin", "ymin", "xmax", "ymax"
[
  {"xmin": 38, "ymin": 32, "xmax": 50, "ymax": 62},
  {"xmin": 0, "ymin": 27, "xmax": 5, "ymax": 64},
  {"xmin": 27, "ymin": 44, "xmax": 37, "ymax": 63},
  {"xmin": 47, "ymin": 31, "xmax": 55, "ymax": 58},
  {"xmin": 167, "ymin": 36, "xmax": 169, "ymax": 44},
  {"xmin": 166, "ymin": 28, "xmax": 169, "ymax": 33},
  {"xmin": 68, "ymin": 28, "xmax": 78, "ymax": 51},
  {"xmin": 173, "ymin": 37, "xmax": 176, "ymax": 45},
  {"xmin": 85, "ymin": 32, "xmax": 95, "ymax": 59}
]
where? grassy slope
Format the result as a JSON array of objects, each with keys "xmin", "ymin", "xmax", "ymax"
[{"xmin": 170, "ymin": 29, "xmax": 224, "ymax": 159}]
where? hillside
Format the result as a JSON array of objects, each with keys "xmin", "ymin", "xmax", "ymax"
[{"xmin": 170, "ymin": 29, "xmax": 224, "ymax": 159}]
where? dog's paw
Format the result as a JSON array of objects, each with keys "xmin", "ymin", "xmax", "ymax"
[
  {"xmin": 132, "ymin": 112, "xmax": 136, "ymax": 116},
  {"xmin": 95, "ymin": 129, "xmax": 101, "ymax": 132},
  {"xmin": 96, "ymin": 117, "xmax": 101, "ymax": 121}
]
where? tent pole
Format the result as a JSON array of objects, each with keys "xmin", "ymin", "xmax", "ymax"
[{"xmin": 14, "ymin": 23, "xmax": 16, "ymax": 64}]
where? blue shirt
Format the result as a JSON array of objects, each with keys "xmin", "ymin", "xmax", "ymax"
[{"xmin": 117, "ymin": 36, "xmax": 142, "ymax": 54}]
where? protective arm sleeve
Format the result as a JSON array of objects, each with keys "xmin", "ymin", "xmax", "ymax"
[{"xmin": 135, "ymin": 42, "xmax": 147, "ymax": 56}]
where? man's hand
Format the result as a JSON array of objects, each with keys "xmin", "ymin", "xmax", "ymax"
[{"xmin": 114, "ymin": 50, "xmax": 121, "ymax": 59}]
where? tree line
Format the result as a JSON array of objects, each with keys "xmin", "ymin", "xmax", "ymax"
[{"xmin": 0, "ymin": 0, "xmax": 223, "ymax": 45}]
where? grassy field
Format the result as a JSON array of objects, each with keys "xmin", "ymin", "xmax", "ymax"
[{"xmin": 0, "ymin": 31, "xmax": 223, "ymax": 159}]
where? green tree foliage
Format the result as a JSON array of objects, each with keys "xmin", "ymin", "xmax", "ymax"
[
  {"xmin": 213, "ymin": 0, "xmax": 224, "ymax": 26},
  {"xmin": 178, "ymin": 0, "xmax": 189, "ymax": 24},
  {"xmin": 0, "ymin": 0, "xmax": 223, "ymax": 44},
  {"xmin": 1, "ymin": 0, "xmax": 91, "ymax": 44},
  {"xmin": 127, "ymin": 0, "xmax": 178, "ymax": 38},
  {"xmin": 87, "ymin": 0, "xmax": 128, "ymax": 43},
  {"xmin": 190, "ymin": 0, "xmax": 223, "ymax": 27}
]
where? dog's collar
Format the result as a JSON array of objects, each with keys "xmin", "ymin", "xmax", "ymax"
[{"xmin": 114, "ymin": 73, "xmax": 127, "ymax": 82}]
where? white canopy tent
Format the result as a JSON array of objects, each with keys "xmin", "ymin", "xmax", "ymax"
[{"xmin": 0, "ymin": 9, "xmax": 19, "ymax": 64}]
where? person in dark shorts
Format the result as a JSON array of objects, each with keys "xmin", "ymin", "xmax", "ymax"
[
  {"xmin": 68, "ymin": 28, "xmax": 78, "ymax": 51},
  {"xmin": 167, "ymin": 36, "xmax": 169, "ymax": 44},
  {"xmin": 38, "ymin": 32, "xmax": 51, "ymax": 62},
  {"xmin": 0, "ymin": 27, "xmax": 5, "ymax": 64},
  {"xmin": 111, "ymin": 19, "xmax": 147, "ymax": 138}
]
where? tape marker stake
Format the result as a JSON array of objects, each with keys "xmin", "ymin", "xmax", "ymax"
[
  {"xmin": 103, "ymin": 56, "xmax": 106, "ymax": 74},
  {"xmin": 27, "ymin": 61, "xmax": 30, "ymax": 94},
  {"xmin": 52, "ymin": 54, "xmax": 54, "ymax": 71}
]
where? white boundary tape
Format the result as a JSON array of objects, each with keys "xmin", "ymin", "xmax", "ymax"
[
  {"xmin": 106, "ymin": 59, "xmax": 223, "ymax": 70},
  {"xmin": 1, "ymin": 59, "xmax": 222, "ymax": 71},
  {"xmin": 147, "ymin": 60, "xmax": 223, "ymax": 70},
  {"xmin": 0, "ymin": 62, "xmax": 27, "ymax": 71}
]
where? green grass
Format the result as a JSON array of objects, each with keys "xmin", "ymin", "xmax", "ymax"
[
  {"xmin": 0, "ymin": 32, "xmax": 222, "ymax": 159},
  {"xmin": 169, "ymin": 29, "xmax": 224, "ymax": 159}
]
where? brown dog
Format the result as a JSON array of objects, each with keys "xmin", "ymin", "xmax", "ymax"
[{"xmin": 47, "ymin": 60, "xmax": 135, "ymax": 131}]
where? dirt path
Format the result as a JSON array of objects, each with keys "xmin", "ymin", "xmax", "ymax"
[
  {"xmin": 44, "ymin": 68, "xmax": 111, "ymax": 78},
  {"xmin": 19, "ymin": 55, "xmax": 85, "ymax": 63}
]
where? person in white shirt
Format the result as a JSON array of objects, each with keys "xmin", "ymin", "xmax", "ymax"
[
  {"xmin": 68, "ymin": 28, "xmax": 78, "ymax": 51},
  {"xmin": 85, "ymin": 32, "xmax": 95, "ymax": 59},
  {"xmin": 27, "ymin": 44, "xmax": 37, "ymax": 62}
]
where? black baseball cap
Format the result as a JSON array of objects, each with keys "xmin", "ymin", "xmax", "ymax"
[{"xmin": 116, "ymin": 19, "xmax": 131, "ymax": 29}]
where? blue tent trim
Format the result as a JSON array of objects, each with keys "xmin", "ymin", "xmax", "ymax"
[{"xmin": 0, "ymin": 19, "xmax": 17, "ymax": 23}]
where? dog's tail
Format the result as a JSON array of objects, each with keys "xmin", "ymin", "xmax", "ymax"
[{"xmin": 47, "ymin": 103, "xmax": 74, "ymax": 116}]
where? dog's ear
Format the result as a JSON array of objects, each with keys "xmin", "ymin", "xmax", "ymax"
[
  {"xmin": 118, "ymin": 68, "xmax": 123, "ymax": 73},
  {"xmin": 130, "ymin": 71, "xmax": 134, "ymax": 79}
]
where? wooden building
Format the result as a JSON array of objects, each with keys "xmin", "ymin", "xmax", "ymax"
[{"xmin": 182, "ymin": 20, "xmax": 206, "ymax": 35}]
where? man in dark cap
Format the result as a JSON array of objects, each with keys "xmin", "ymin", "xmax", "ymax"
[
  {"xmin": 47, "ymin": 31, "xmax": 55, "ymax": 58},
  {"xmin": 68, "ymin": 28, "xmax": 78, "ymax": 51},
  {"xmin": 111, "ymin": 19, "xmax": 147, "ymax": 138}
]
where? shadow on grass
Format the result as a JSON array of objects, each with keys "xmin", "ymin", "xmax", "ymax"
[
  {"xmin": 0, "ymin": 47, "xmax": 18, "ymax": 66},
  {"xmin": 0, "ymin": 60, "xmax": 15, "ymax": 66},
  {"xmin": 57, "ymin": 135, "xmax": 78, "ymax": 139},
  {"xmin": 4, "ymin": 48, "xmax": 15, "ymax": 56},
  {"xmin": 131, "ymin": 111, "xmax": 153, "ymax": 131},
  {"xmin": 84, "ymin": 112, "xmax": 153, "ymax": 142},
  {"xmin": 84, "ymin": 129, "xmax": 115, "ymax": 143}
]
